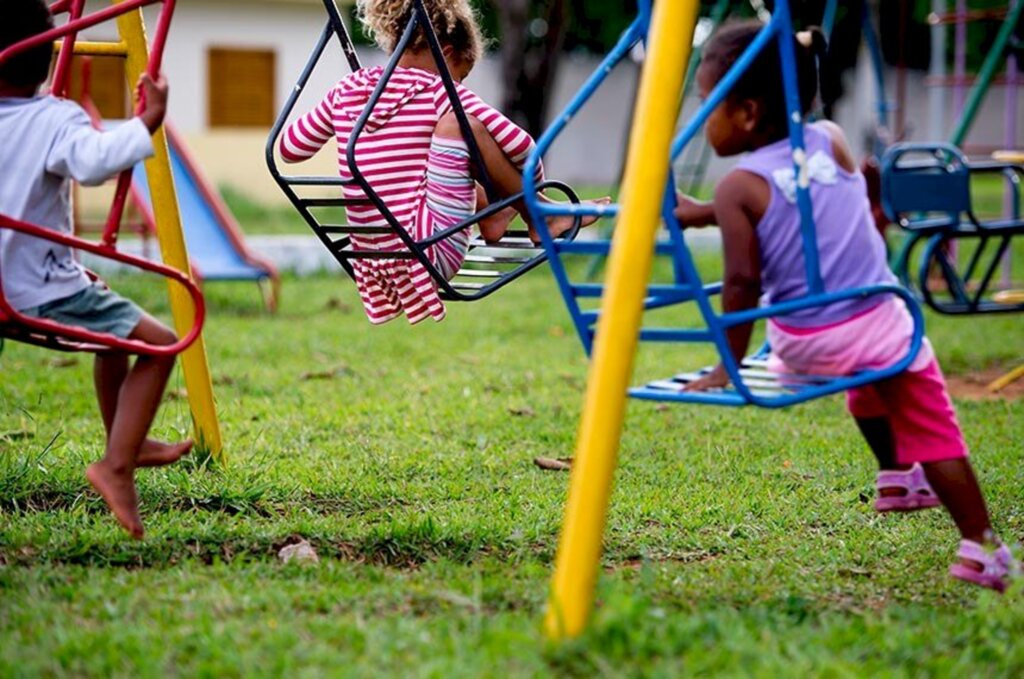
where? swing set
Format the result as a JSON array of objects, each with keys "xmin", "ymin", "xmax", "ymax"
[
  {"xmin": 265, "ymin": 0, "xmax": 582, "ymax": 303},
  {"xmin": 881, "ymin": 0, "xmax": 1024, "ymax": 316},
  {"xmin": 0, "ymin": 0, "xmax": 222, "ymax": 460},
  {"xmin": 519, "ymin": 0, "xmax": 933, "ymax": 639},
  {"xmin": 882, "ymin": 141, "xmax": 1024, "ymax": 315},
  {"xmin": 525, "ymin": 1, "xmax": 924, "ymax": 409}
]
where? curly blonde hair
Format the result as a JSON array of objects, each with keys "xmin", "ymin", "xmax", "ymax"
[{"xmin": 357, "ymin": 0, "xmax": 484, "ymax": 67}]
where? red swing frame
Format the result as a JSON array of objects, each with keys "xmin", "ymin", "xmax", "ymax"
[{"xmin": 0, "ymin": 0, "xmax": 204, "ymax": 356}]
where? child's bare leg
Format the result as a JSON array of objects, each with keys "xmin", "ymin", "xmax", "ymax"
[
  {"xmin": 850, "ymin": 387, "xmax": 912, "ymax": 500},
  {"xmin": 136, "ymin": 440, "xmax": 193, "ymax": 468},
  {"xmin": 922, "ymin": 459, "xmax": 994, "ymax": 546},
  {"xmin": 87, "ymin": 316, "xmax": 178, "ymax": 538},
  {"xmin": 95, "ymin": 354, "xmax": 128, "ymax": 432},
  {"xmin": 435, "ymin": 113, "xmax": 607, "ymax": 243},
  {"xmin": 474, "ymin": 183, "xmax": 518, "ymax": 244},
  {"xmin": 855, "ymin": 415, "xmax": 914, "ymax": 498},
  {"xmin": 95, "ymin": 354, "xmax": 191, "ymax": 468}
]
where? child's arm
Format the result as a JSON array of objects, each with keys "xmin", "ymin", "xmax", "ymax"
[
  {"xmin": 674, "ymin": 194, "xmax": 716, "ymax": 227},
  {"xmin": 45, "ymin": 74, "xmax": 166, "ymax": 186},
  {"xmin": 279, "ymin": 88, "xmax": 336, "ymax": 164},
  {"xmin": 684, "ymin": 171, "xmax": 765, "ymax": 391},
  {"xmin": 449, "ymin": 84, "xmax": 544, "ymax": 182}
]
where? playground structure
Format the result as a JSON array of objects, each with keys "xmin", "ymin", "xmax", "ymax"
[
  {"xmin": 582, "ymin": 0, "xmax": 731, "ymax": 283},
  {"xmin": 131, "ymin": 125, "xmax": 281, "ymax": 312},
  {"xmin": 72, "ymin": 58, "xmax": 280, "ymax": 312},
  {"xmin": 883, "ymin": 0, "xmax": 1023, "ymax": 316},
  {"xmin": 882, "ymin": 141, "xmax": 1023, "ymax": 315},
  {"xmin": 934, "ymin": 0, "xmax": 1021, "ymax": 153},
  {"xmin": 522, "ymin": 0, "xmax": 931, "ymax": 638},
  {"xmin": 0, "ymin": 0, "xmax": 223, "ymax": 461},
  {"xmin": 588, "ymin": 0, "xmax": 893, "ymax": 280},
  {"xmin": 525, "ymin": 5, "xmax": 924, "ymax": 408},
  {"xmin": 266, "ymin": 0, "xmax": 581, "ymax": 304}
]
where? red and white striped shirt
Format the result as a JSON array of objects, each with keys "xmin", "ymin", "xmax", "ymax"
[{"xmin": 280, "ymin": 66, "xmax": 543, "ymax": 324}]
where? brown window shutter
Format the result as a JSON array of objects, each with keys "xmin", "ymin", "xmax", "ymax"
[
  {"xmin": 208, "ymin": 47, "xmax": 276, "ymax": 128},
  {"xmin": 68, "ymin": 56, "xmax": 128, "ymax": 120}
]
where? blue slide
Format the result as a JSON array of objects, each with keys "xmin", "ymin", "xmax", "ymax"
[{"xmin": 130, "ymin": 127, "xmax": 279, "ymax": 308}]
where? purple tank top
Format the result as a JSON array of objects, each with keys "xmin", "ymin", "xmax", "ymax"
[{"xmin": 735, "ymin": 125, "xmax": 895, "ymax": 327}]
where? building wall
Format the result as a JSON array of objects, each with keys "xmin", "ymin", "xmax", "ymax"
[
  {"xmin": 77, "ymin": 0, "xmax": 639, "ymax": 207},
  {"xmin": 76, "ymin": 1, "xmax": 1023, "ymax": 210}
]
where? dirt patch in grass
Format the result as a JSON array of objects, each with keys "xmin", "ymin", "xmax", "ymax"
[{"xmin": 946, "ymin": 367, "xmax": 1024, "ymax": 401}]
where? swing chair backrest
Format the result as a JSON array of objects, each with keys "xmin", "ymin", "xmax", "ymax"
[
  {"xmin": 880, "ymin": 143, "xmax": 973, "ymax": 233},
  {"xmin": 266, "ymin": 0, "xmax": 581, "ymax": 303},
  {"xmin": 523, "ymin": 0, "xmax": 925, "ymax": 408},
  {"xmin": 0, "ymin": 0, "xmax": 205, "ymax": 356}
]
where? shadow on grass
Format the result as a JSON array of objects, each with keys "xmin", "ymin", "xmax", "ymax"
[{"xmin": 0, "ymin": 515, "xmax": 523, "ymax": 569}]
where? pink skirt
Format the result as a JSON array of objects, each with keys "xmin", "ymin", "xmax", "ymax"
[{"xmin": 767, "ymin": 298, "xmax": 967, "ymax": 464}]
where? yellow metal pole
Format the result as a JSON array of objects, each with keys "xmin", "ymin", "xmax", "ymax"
[
  {"xmin": 544, "ymin": 0, "xmax": 699, "ymax": 640},
  {"xmin": 116, "ymin": 2, "xmax": 224, "ymax": 461},
  {"xmin": 987, "ymin": 364, "xmax": 1024, "ymax": 393},
  {"xmin": 53, "ymin": 40, "xmax": 130, "ymax": 57}
]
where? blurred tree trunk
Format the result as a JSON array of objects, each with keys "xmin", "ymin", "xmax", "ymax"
[{"xmin": 491, "ymin": 0, "xmax": 568, "ymax": 138}]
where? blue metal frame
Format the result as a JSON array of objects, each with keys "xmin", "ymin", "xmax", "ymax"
[
  {"xmin": 821, "ymin": 0, "xmax": 839, "ymax": 40},
  {"xmin": 523, "ymin": 0, "xmax": 926, "ymax": 408}
]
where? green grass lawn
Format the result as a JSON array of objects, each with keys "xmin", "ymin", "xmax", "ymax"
[{"xmin": 2, "ymin": 256, "xmax": 1023, "ymax": 676}]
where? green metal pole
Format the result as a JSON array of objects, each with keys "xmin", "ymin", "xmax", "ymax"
[{"xmin": 949, "ymin": 1, "xmax": 1024, "ymax": 146}]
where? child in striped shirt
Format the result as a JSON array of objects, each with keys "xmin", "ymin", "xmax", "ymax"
[{"xmin": 280, "ymin": 0, "xmax": 606, "ymax": 325}]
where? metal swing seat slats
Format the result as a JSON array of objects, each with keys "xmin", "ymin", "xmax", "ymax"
[
  {"xmin": 882, "ymin": 143, "xmax": 1024, "ymax": 315},
  {"xmin": 522, "ymin": 1, "xmax": 926, "ymax": 408},
  {"xmin": 266, "ymin": 0, "xmax": 582, "ymax": 302},
  {"xmin": 0, "ymin": 0, "xmax": 205, "ymax": 357}
]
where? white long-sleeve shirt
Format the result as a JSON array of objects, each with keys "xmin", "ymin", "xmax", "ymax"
[{"xmin": 0, "ymin": 96, "xmax": 153, "ymax": 310}]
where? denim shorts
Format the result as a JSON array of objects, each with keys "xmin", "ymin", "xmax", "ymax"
[{"xmin": 24, "ymin": 282, "xmax": 144, "ymax": 339}]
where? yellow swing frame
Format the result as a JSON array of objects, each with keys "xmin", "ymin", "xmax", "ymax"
[
  {"xmin": 544, "ymin": 0, "xmax": 701, "ymax": 640},
  {"xmin": 55, "ymin": 1, "xmax": 224, "ymax": 461}
]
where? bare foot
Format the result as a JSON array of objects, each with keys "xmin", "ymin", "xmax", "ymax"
[
  {"xmin": 86, "ymin": 461, "xmax": 144, "ymax": 539},
  {"xmin": 137, "ymin": 439, "xmax": 193, "ymax": 468},
  {"xmin": 531, "ymin": 196, "xmax": 612, "ymax": 244},
  {"xmin": 478, "ymin": 205, "xmax": 519, "ymax": 244}
]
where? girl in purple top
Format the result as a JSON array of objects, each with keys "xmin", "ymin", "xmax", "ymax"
[{"xmin": 676, "ymin": 21, "xmax": 1016, "ymax": 591}]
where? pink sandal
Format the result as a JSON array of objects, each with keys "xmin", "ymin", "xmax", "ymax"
[
  {"xmin": 875, "ymin": 463, "xmax": 942, "ymax": 513},
  {"xmin": 949, "ymin": 540, "xmax": 1018, "ymax": 593}
]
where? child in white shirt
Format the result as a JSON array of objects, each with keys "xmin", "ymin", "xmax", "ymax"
[{"xmin": 0, "ymin": 0, "xmax": 192, "ymax": 538}]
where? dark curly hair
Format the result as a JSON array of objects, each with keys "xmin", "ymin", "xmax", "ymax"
[
  {"xmin": 701, "ymin": 20, "xmax": 827, "ymax": 137},
  {"xmin": 0, "ymin": 0, "xmax": 55, "ymax": 90}
]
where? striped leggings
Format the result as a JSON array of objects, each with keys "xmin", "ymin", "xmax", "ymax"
[{"xmin": 416, "ymin": 135, "xmax": 477, "ymax": 280}]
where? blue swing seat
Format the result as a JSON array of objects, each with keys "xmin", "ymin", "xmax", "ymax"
[
  {"xmin": 882, "ymin": 143, "xmax": 1024, "ymax": 315},
  {"xmin": 523, "ymin": 2, "xmax": 925, "ymax": 408}
]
